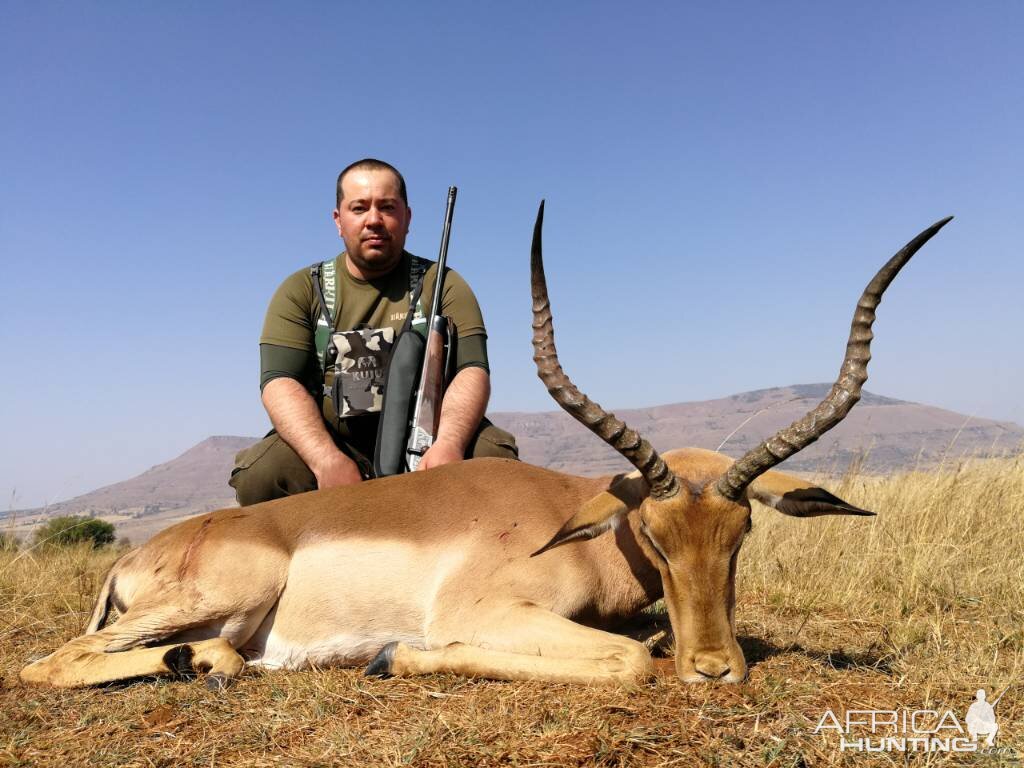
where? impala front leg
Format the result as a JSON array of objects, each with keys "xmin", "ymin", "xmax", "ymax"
[
  {"xmin": 365, "ymin": 600, "xmax": 653, "ymax": 686},
  {"xmin": 21, "ymin": 633, "xmax": 244, "ymax": 689}
]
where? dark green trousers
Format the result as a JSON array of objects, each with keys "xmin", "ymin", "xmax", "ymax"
[{"xmin": 228, "ymin": 419, "xmax": 518, "ymax": 507}]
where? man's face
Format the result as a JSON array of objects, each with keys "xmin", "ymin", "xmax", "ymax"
[{"xmin": 333, "ymin": 168, "xmax": 412, "ymax": 279}]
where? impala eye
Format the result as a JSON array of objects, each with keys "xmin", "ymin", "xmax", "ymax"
[{"xmin": 640, "ymin": 523, "xmax": 670, "ymax": 563}]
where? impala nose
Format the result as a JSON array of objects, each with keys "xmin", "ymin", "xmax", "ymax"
[{"xmin": 693, "ymin": 653, "xmax": 731, "ymax": 680}]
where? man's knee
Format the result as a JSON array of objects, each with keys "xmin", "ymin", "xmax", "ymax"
[
  {"xmin": 466, "ymin": 420, "xmax": 518, "ymax": 461},
  {"xmin": 228, "ymin": 433, "xmax": 317, "ymax": 506}
]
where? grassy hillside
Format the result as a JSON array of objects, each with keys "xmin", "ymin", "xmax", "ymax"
[{"xmin": 2, "ymin": 457, "xmax": 1022, "ymax": 766}]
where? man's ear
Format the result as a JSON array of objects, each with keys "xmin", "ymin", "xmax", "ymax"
[
  {"xmin": 531, "ymin": 471, "xmax": 649, "ymax": 556},
  {"xmin": 748, "ymin": 470, "xmax": 874, "ymax": 518}
]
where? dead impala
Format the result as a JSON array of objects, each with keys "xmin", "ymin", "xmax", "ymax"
[{"xmin": 21, "ymin": 206, "xmax": 951, "ymax": 688}]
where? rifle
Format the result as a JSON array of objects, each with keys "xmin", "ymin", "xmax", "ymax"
[
  {"xmin": 405, "ymin": 186, "xmax": 458, "ymax": 471},
  {"xmin": 992, "ymin": 684, "xmax": 1011, "ymax": 707}
]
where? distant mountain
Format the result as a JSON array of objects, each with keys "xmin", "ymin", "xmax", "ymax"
[
  {"xmin": 9, "ymin": 436, "xmax": 256, "ymax": 543},
  {"xmin": 10, "ymin": 385, "xmax": 1021, "ymax": 543},
  {"xmin": 491, "ymin": 383, "xmax": 1024, "ymax": 478}
]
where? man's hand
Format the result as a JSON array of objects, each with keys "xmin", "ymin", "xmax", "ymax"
[
  {"xmin": 312, "ymin": 451, "xmax": 364, "ymax": 488},
  {"xmin": 263, "ymin": 378, "xmax": 364, "ymax": 488},
  {"xmin": 415, "ymin": 367, "xmax": 491, "ymax": 471},
  {"xmin": 416, "ymin": 438, "xmax": 463, "ymax": 471}
]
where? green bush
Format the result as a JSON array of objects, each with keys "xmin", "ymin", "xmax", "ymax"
[
  {"xmin": 33, "ymin": 515, "xmax": 116, "ymax": 548},
  {"xmin": 0, "ymin": 532, "xmax": 18, "ymax": 551}
]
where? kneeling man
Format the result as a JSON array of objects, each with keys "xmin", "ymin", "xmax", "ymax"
[{"xmin": 230, "ymin": 158, "xmax": 517, "ymax": 505}]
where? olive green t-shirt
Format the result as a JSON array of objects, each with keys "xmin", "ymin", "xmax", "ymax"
[{"xmin": 258, "ymin": 251, "xmax": 488, "ymax": 452}]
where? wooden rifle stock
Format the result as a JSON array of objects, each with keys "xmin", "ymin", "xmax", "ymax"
[{"xmin": 405, "ymin": 315, "xmax": 451, "ymax": 469}]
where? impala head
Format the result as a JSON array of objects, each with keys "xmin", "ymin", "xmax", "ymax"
[{"xmin": 529, "ymin": 202, "xmax": 952, "ymax": 683}]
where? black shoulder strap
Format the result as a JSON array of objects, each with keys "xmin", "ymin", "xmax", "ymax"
[
  {"xmin": 310, "ymin": 262, "xmax": 334, "ymax": 328},
  {"xmin": 311, "ymin": 261, "xmax": 339, "ymax": 370},
  {"xmin": 408, "ymin": 256, "xmax": 432, "ymax": 333},
  {"xmin": 409, "ymin": 256, "xmax": 428, "ymax": 309}
]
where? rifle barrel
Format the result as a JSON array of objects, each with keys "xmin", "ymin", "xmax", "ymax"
[{"xmin": 427, "ymin": 186, "xmax": 457, "ymax": 324}]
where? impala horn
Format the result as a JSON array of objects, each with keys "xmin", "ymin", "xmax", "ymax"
[
  {"xmin": 716, "ymin": 216, "xmax": 954, "ymax": 501},
  {"xmin": 531, "ymin": 201, "xmax": 680, "ymax": 500}
]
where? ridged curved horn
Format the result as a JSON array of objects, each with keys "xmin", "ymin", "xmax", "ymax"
[
  {"xmin": 531, "ymin": 201, "xmax": 680, "ymax": 500},
  {"xmin": 716, "ymin": 216, "xmax": 954, "ymax": 501}
]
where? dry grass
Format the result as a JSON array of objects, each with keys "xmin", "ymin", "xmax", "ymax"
[{"xmin": 2, "ymin": 458, "xmax": 1023, "ymax": 766}]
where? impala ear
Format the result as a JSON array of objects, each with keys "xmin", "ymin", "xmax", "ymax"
[
  {"xmin": 748, "ymin": 471, "xmax": 874, "ymax": 518},
  {"xmin": 531, "ymin": 471, "xmax": 649, "ymax": 556}
]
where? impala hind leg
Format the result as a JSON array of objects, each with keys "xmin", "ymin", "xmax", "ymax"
[{"xmin": 366, "ymin": 601, "xmax": 653, "ymax": 686}]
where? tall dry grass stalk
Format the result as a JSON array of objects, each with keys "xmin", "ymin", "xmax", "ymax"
[{"xmin": 2, "ymin": 458, "xmax": 1022, "ymax": 766}]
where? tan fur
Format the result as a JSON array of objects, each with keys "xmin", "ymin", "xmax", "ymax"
[{"xmin": 20, "ymin": 449, "xmax": 865, "ymax": 688}]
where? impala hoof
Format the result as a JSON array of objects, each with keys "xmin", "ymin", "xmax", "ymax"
[
  {"xmin": 162, "ymin": 645, "xmax": 196, "ymax": 680},
  {"xmin": 365, "ymin": 642, "xmax": 398, "ymax": 678}
]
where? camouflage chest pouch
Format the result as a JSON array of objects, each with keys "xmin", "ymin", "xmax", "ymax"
[
  {"xmin": 326, "ymin": 327, "xmax": 395, "ymax": 419},
  {"xmin": 311, "ymin": 257, "xmax": 429, "ymax": 426}
]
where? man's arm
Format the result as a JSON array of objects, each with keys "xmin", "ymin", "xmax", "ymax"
[
  {"xmin": 417, "ymin": 366, "xmax": 490, "ymax": 470},
  {"xmin": 262, "ymin": 377, "xmax": 363, "ymax": 487}
]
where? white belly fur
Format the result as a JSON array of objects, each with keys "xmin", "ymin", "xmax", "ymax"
[{"xmin": 246, "ymin": 537, "xmax": 465, "ymax": 670}]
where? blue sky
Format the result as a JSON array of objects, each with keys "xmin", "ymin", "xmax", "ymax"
[{"xmin": 2, "ymin": 2, "xmax": 1021, "ymax": 508}]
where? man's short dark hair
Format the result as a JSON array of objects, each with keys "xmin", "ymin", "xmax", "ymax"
[{"xmin": 336, "ymin": 159, "xmax": 408, "ymax": 209}]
